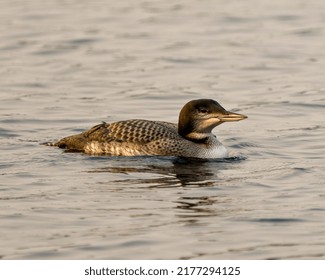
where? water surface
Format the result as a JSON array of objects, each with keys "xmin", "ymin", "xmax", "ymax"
[{"xmin": 0, "ymin": 0, "xmax": 325, "ymax": 259}]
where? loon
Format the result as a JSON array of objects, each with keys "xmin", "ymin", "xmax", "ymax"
[{"xmin": 51, "ymin": 99, "xmax": 247, "ymax": 159}]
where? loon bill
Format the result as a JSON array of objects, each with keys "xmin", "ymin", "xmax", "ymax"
[{"xmin": 49, "ymin": 99, "xmax": 247, "ymax": 159}]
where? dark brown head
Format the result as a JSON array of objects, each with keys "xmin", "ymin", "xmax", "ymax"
[{"xmin": 178, "ymin": 99, "xmax": 247, "ymax": 141}]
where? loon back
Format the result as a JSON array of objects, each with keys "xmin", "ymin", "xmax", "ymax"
[{"xmin": 54, "ymin": 120, "xmax": 185, "ymax": 156}]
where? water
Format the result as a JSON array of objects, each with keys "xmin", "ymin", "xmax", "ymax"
[{"xmin": 0, "ymin": 0, "xmax": 325, "ymax": 259}]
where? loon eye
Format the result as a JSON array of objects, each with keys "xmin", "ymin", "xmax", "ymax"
[{"xmin": 198, "ymin": 108, "xmax": 208, "ymax": 114}]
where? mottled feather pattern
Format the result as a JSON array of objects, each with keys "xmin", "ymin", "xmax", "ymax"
[
  {"xmin": 58, "ymin": 119, "xmax": 190, "ymax": 156},
  {"xmin": 85, "ymin": 120, "xmax": 179, "ymax": 144}
]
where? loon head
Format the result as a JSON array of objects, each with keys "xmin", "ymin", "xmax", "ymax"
[{"xmin": 178, "ymin": 99, "xmax": 247, "ymax": 142}]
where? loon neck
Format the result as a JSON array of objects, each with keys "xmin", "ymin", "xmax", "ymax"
[
  {"xmin": 186, "ymin": 136, "xmax": 209, "ymax": 144},
  {"xmin": 180, "ymin": 131, "xmax": 211, "ymax": 144}
]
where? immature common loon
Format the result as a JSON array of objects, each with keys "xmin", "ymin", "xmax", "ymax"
[{"xmin": 51, "ymin": 99, "xmax": 247, "ymax": 159}]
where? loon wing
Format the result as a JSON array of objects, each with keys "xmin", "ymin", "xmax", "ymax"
[{"xmin": 54, "ymin": 120, "xmax": 178, "ymax": 152}]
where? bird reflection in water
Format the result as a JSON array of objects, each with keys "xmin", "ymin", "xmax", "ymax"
[
  {"xmin": 86, "ymin": 156, "xmax": 243, "ymax": 187},
  {"xmin": 87, "ymin": 156, "xmax": 244, "ymax": 219}
]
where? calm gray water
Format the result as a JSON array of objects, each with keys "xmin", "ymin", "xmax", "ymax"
[{"xmin": 1, "ymin": 0, "xmax": 325, "ymax": 259}]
